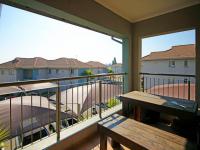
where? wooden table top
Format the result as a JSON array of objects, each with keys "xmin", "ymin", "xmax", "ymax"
[
  {"xmin": 98, "ymin": 114, "xmax": 197, "ymax": 150},
  {"xmin": 120, "ymin": 91, "xmax": 198, "ymax": 118}
]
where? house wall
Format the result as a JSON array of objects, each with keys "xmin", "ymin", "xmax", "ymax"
[
  {"xmin": 92, "ymin": 68, "xmax": 107, "ymax": 74},
  {"xmin": 141, "ymin": 59, "xmax": 195, "ymax": 75},
  {"xmin": 111, "ymin": 66, "xmax": 123, "ymax": 73},
  {"xmin": 36, "ymin": 69, "xmax": 48, "ymax": 80},
  {"xmin": 0, "ymin": 69, "xmax": 17, "ymax": 83}
]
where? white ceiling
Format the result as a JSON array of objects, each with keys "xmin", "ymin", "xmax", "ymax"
[{"xmin": 95, "ymin": 0, "xmax": 200, "ymax": 23}]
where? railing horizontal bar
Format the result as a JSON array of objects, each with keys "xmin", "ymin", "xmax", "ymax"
[
  {"xmin": 140, "ymin": 72, "xmax": 195, "ymax": 77},
  {"xmin": 0, "ymin": 73, "xmax": 126, "ymax": 87}
]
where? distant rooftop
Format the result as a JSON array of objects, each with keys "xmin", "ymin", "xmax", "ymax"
[
  {"xmin": 0, "ymin": 57, "xmax": 92, "ymax": 69},
  {"xmin": 142, "ymin": 44, "xmax": 195, "ymax": 61},
  {"xmin": 86, "ymin": 61, "xmax": 107, "ymax": 69}
]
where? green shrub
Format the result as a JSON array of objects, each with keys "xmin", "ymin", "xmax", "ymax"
[
  {"xmin": 107, "ymin": 67, "xmax": 114, "ymax": 73},
  {"xmin": 0, "ymin": 123, "xmax": 9, "ymax": 148},
  {"xmin": 107, "ymin": 98, "xmax": 120, "ymax": 108}
]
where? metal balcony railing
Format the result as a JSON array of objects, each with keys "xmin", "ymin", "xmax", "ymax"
[
  {"xmin": 0, "ymin": 73, "xmax": 125, "ymax": 150},
  {"xmin": 140, "ymin": 73, "xmax": 196, "ymax": 101}
]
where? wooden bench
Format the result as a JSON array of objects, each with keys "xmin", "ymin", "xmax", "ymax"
[{"xmin": 98, "ymin": 114, "xmax": 197, "ymax": 150}]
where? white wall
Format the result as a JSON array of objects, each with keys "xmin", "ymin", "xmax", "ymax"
[
  {"xmin": 111, "ymin": 66, "xmax": 122, "ymax": 73},
  {"xmin": 0, "ymin": 69, "xmax": 17, "ymax": 83},
  {"xmin": 48, "ymin": 68, "xmax": 79, "ymax": 86},
  {"xmin": 141, "ymin": 59, "xmax": 195, "ymax": 89},
  {"xmin": 141, "ymin": 59, "xmax": 195, "ymax": 75}
]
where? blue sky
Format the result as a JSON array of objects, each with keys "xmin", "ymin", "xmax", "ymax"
[
  {"xmin": 142, "ymin": 30, "xmax": 195, "ymax": 56},
  {"xmin": 0, "ymin": 4, "xmax": 195, "ymax": 64}
]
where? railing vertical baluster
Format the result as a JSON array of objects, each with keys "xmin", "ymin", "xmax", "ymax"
[
  {"xmin": 72, "ymin": 83, "xmax": 74, "ymax": 124},
  {"xmin": 110, "ymin": 77, "xmax": 112, "ymax": 107},
  {"xmin": 66, "ymin": 86, "xmax": 68, "ymax": 123},
  {"xmin": 99, "ymin": 80, "xmax": 102, "ymax": 118},
  {"xmin": 39, "ymin": 91, "xmax": 42, "ymax": 140},
  {"xmin": 82, "ymin": 84, "xmax": 84, "ymax": 118},
  {"xmin": 178, "ymin": 80, "xmax": 180, "ymax": 98},
  {"xmin": 9, "ymin": 98, "xmax": 12, "ymax": 150},
  {"xmin": 31, "ymin": 94, "xmax": 33, "ymax": 144},
  {"xmin": 150, "ymin": 78, "xmax": 151, "ymax": 94},
  {"xmin": 90, "ymin": 83, "xmax": 92, "ymax": 117},
  {"xmin": 95, "ymin": 80, "xmax": 97, "ymax": 115},
  {"xmin": 142, "ymin": 75, "xmax": 144, "ymax": 92},
  {"xmin": 154, "ymin": 78, "xmax": 155, "ymax": 94},
  {"xmin": 168, "ymin": 79, "xmax": 170, "ymax": 96},
  {"xmin": 48, "ymin": 89, "xmax": 50, "ymax": 136},
  {"xmin": 103, "ymin": 79, "xmax": 106, "ymax": 109},
  {"xmin": 77, "ymin": 85, "xmax": 79, "ymax": 119},
  {"xmin": 163, "ymin": 79, "xmax": 164, "ymax": 96},
  {"xmin": 158, "ymin": 78, "xmax": 160, "ymax": 95},
  {"xmin": 20, "ymin": 94, "xmax": 23, "ymax": 148},
  {"xmin": 183, "ymin": 80, "xmax": 185, "ymax": 99},
  {"xmin": 122, "ymin": 75, "xmax": 125, "ymax": 94},
  {"xmin": 145, "ymin": 77, "xmax": 147, "ymax": 92},
  {"xmin": 188, "ymin": 80, "xmax": 191, "ymax": 100},
  {"xmin": 172, "ymin": 79, "xmax": 174, "ymax": 97},
  {"xmin": 56, "ymin": 81, "xmax": 61, "ymax": 141},
  {"xmin": 86, "ymin": 78, "xmax": 88, "ymax": 119}
]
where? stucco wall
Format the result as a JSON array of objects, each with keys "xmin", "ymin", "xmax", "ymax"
[
  {"xmin": 0, "ymin": 69, "xmax": 17, "ymax": 83},
  {"xmin": 141, "ymin": 59, "xmax": 195, "ymax": 75}
]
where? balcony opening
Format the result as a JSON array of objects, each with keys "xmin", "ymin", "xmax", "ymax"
[
  {"xmin": 0, "ymin": 4, "xmax": 124, "ymax": 149},
  {"xmin": 141, "ymin": 29, "xmax": 196, "ymax": 100},
  {"xmin": 139, "ymin": 30, "xmax": 197, "ymax": 141}
]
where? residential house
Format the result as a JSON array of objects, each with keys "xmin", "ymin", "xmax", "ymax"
[
  {"xmin": 0, "ymin": 57, "xmax": 91, "ymax": 84},
  {"xmin": 141, "ymin": 44, "xmax": 195, "ymax": 89},
  {"xmin": 86, "ymin": 61, "xmax": 107, "ymax": 74},
  {"xmin": 110, "ymin": 63, "xmax": 123, "ymax": 73}
]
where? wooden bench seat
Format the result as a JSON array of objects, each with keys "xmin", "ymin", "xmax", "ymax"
[{"xmin": 98, "ymin": 114, "xmax": 197, "ymax": 150}]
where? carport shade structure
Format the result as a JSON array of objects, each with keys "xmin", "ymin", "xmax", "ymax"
[
  {"xmin": 50, "ymin": 82, "xmax": 122, "ymax": 115},
  {"xmin": 0, "ymin": 96, "xmax": 76, "ymax": 139},
  {"xmin": 0, "ymin": 83, "xmax": 58, "ymax": 96}
]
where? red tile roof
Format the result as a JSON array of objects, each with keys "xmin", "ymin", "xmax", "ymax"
[
  {"xmin": 86, "ymin": 61, "xmax": 107, "ymax": 69},
  {"xmin": 0, "ymin": 57, "xmax": 91, "ymax": 69},
  {"xmin": 142, "ymin": 44, "xmax": 195, "ymax": 61}
]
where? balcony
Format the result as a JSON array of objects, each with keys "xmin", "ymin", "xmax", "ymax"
[{"xmin": 0, "ymin": 0, "xmax": 200, "ymax": 150}]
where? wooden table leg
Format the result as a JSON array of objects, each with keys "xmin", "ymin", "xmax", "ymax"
[
  {"xmin": 100, "ymin": 133, "xmax": 107, "ymax": 150},
  {"xmin": 134, "ymin": 106, "xmax": 141, "ymax": 121},
  {"xmin": 122, "ymin": 101, "xmax": 129, "ymax": 117}
]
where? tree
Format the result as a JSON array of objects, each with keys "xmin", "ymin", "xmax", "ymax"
[
  {"xmin": 82, "ymin": 69, "xmax": 94, "ymax": 82},
  {"xmin": 107, "ymin": 67, "xmax": 113, "ymax": 73},
  {"xmin": 82, "ymin": 69, "xmax": 93, "ymax": 76},
  {"xmin": 112, "ymin": 57, "xmax": 117, "ymax": 65}
]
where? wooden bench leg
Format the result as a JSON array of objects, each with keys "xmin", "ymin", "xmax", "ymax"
[{"xmin": 100, "ymin": 133, "xmax": 107, "ymax": 150}]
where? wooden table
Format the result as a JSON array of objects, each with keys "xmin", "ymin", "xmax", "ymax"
[
  {"xmin": 120, "ymin": 91, "xmax": 198, "ymax": 120},
  {"xmin": 98, "ymin": 114, "xmax": 197, "ymax": 150}
]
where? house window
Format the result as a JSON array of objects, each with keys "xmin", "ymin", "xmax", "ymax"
[
  {"xmin": 56, "ymin": 69, "xmax": 59, "ymax": 74},
  {"xmin": 184, "ymin": 60, "xmax": 188, "ymax": 68},
  {"xmin": 48, "ymin": 69, "xmax": 51, "ymax": 74},
  {"xmin": 8, "ymin": 69, "xmax": 14, "ymax": 75},
  {"xmin": 169, "ymin": 60, "xmax": 175, "ymax": 68},
  {"xmin": 1, "ymin": 70, "xmax": 4, "ymax": 75},
  {"xmin": 70, "ymin": 69, "xmax": 74, "ymax": 74}
]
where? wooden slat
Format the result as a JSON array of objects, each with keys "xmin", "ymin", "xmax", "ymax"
[{"xmin": 98, "ymin": 114, "xmax": 197, "ymax": 150}]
